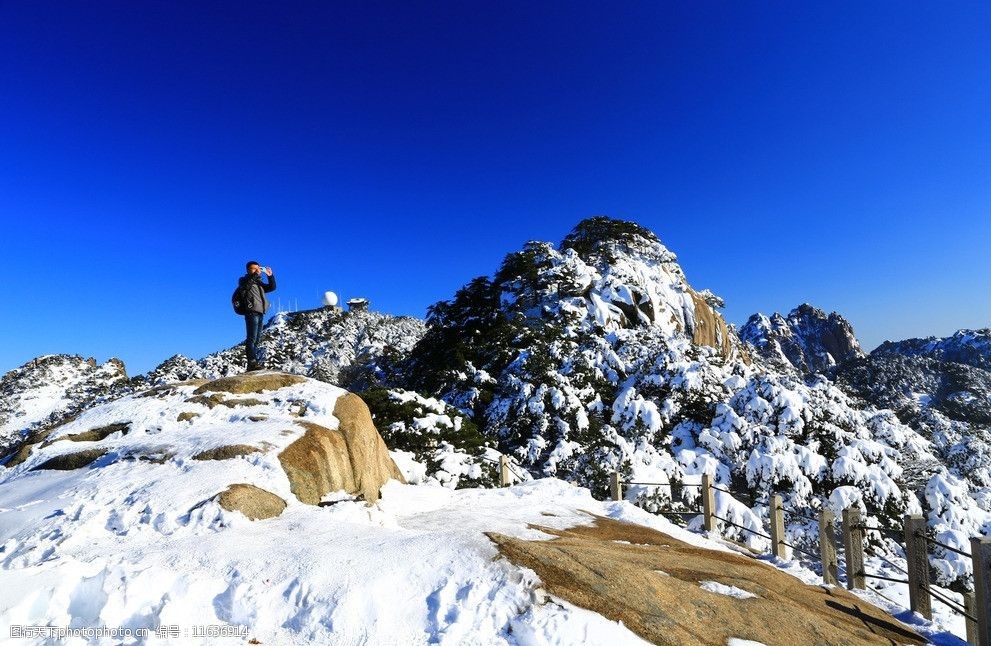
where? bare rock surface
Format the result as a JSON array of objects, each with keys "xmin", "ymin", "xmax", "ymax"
[
  {"xmin": 194, "ymin": 372, "xmax": 307, "ymax": 395},
  {"xmin": 193, "ymin": 444, "xmax": 261, "ymax": 461},
  {"xmin": 216, "ymin": 483, "xmax": 286, "ymax": 520},
  {"xmin": 490, "ymin": 515, "xmax": 925, "ymax": 646},
  {"xmin": 278, "ymin": 422, "xmax": 358, "ymax": 504},
  {"xmin": 278, "ymin": 394, "xmax": 405, "ymax": 504},
  {"xmin": 32, "ymin": 448, "xmax": 108, "ymax": 471}
]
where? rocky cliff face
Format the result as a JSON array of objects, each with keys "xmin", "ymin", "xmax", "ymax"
[
  {"xmin": 739, "ymin": 303, "xmax": 864, "ymax": 376},
  {"xmin": 0, "ymin": 354, "xmax": 128, "ymax": 451}
]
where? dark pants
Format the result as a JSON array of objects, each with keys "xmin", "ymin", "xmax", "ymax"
[{"xmin": 244, "ymin": 312, "xmax": 263, "ymax": 367}]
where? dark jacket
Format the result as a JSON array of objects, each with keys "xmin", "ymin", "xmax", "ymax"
[{"xmin": 239, "ymin": 273, "xmax": 276, "ymax": 314}]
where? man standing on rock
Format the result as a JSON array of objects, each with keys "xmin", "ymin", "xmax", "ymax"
[{"xmin": 239, "ymin": 261, "xmax": 276, "ymax": 371}]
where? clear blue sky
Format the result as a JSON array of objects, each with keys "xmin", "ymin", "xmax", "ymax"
[{"xmin": 2, "ymin": 2, "xmax": 989, "ymax": 376}]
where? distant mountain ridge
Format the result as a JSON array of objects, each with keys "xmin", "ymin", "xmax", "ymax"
[
  {"xmin": 835, "ymin": 329, "xmax": 991, "ymax": 495},
  {"xmin": 873, "ymin": 329, "xmax": 991, "ymax": 372}
]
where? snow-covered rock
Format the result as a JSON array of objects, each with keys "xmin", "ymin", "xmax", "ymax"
[{"xmin": 2, "ymin": 372, "xmax": 404, "ymax": 511}]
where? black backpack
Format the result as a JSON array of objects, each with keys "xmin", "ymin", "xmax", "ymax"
[{"xmin": 231, "ymin": 282, "xmax": 250, "ymax": 315}]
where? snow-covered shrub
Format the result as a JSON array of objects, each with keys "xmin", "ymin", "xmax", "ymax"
[{"xmin": 360, "ymin": 386, "xmax": 500, "ymax": 488}]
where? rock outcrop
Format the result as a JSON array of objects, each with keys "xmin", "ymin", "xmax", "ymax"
[
  {"xmin": 332, "ymin": 394, "xmax": 407, "ymax": 498},
  {"xmin": 740, "ymin": 303, "xmax": 864, "ymax": 376},
  {"xmin": 217, "ymin": 483, "xmax": 287, "ymax": 520},
  {"xmin": 193, "ymin": 372, "xmax": 307, "ymax": 395},
  {"xmin": 688, "ymin": 288, "xmax": 739, "ymax": 361},
  {"xmin": 278, "ymin": 394, "xmax": 405, "ymax": 504}
]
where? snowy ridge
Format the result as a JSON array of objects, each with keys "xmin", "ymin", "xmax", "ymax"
[
  {"xmin": 138, "ymin": 307, "xmax": 425, "ymax": 390},
  {"xmin": 0, "ymin": 355, "xmax": 128, "ymax": 451},
  {"xmin": 874, "ymin": 328, "xmax": 991, "ymax": 372}
]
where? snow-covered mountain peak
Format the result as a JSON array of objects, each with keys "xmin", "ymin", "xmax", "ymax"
[
  {"xmin": 559, "ymin": 215, "xmax": 682, "ymax": 272},
  {"xmin": 740, "ymin": 303, "xmax": 864, "ymax": 376},
  {"xmin": 488, "ymin": 216, "xmax": 742, "ymax": 360},
  {"xmin": 399, "ymin": 220, "xmax": 978, "ymax": 551}
]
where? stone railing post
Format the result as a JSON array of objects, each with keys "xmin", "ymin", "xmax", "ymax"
[
  {"xmin": 702, "ymin": 474, "xmax": 716, "ymax": 533},
  {"xmin": 769, "ymin": 494, "xmax": 788, "ymax": 560},
  {"xmin": 609, "ymin": 471, "xmax": 622, "ymax": 502},
  {"xmin": 904, "ymin": 514, "xmax": 932, "ymax": 620},
  {"xmin": 842, "ymin": 506, "xmax": 865, "ymax": 590},
  {"xmin": 819, "ymin": 508, "xmax": 838, "ymax": 586},
  {"xmin": 963, "ymin": 590, "xmax": 978, "ymax": 646},
  {"xmin": 499, "ymin": 455, "xmax": 511, "ymax": 487},
  {"xmin": 972, "ymin": 536, "xmax": 991, "ymax": 646}
]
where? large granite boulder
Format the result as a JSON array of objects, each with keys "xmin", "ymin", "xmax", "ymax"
[{"xmin": 279, "ymin": 393, "xmax": 405, "ymax": 504}]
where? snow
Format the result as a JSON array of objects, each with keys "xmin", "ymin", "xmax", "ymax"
[
  {"xmin": 0, "ymin": 379, "xmax": 711, "ymax": 646},
  {"xmin": 0, "ymin": 468, "xmax": 677, "ymax": 645},
  {"xmin": 699, "ymin": 581, "xmax": 758, "ymax": 599},
  {"xmin": 8, "ymin": 368, "xmax": 910, "ymax": 644}
]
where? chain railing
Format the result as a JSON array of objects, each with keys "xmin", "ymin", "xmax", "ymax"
[
  {"xmin": 602, "ymin": 471, "xmax": 991, "ymax": 646},
  {"xmin": 487, "ymin": 461, "xmax": 990, "ymax": 644}
]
